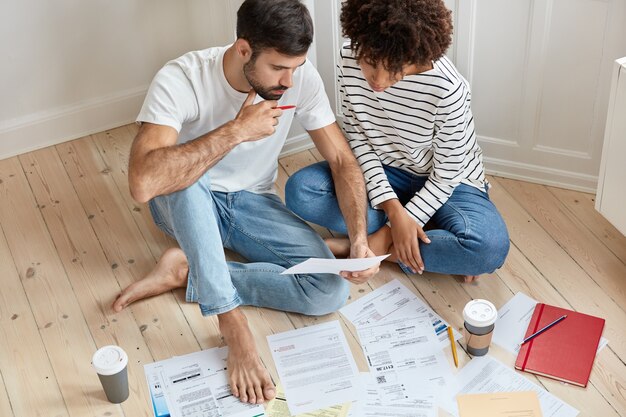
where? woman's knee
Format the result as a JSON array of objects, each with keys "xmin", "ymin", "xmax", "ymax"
[
  {"xmin": 285, "ymin": 162, "xmax": 332, "ymax": 212},
  {"xmin": 473, "ymin": 227, "xmax": 510, "ymax": 273}
]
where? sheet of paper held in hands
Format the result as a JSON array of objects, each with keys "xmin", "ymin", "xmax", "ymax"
[
  {"xmin": 267, "ymin": 321, "xmax": 360, "ymax": 415},
  {"xmin": 340, "ymin": 279, "xmax": 461, "ymax": 349},
  {"xmin": 457, "ymin": 391, "xmax": 543, "ymax": 417},
  {"xmin": 144, "ymin": 347, "xmax": 265, "ymax": 417},
  {"xmin": 440, "ymin": 356, "xmax": 578, "ymax": 417},
  {"xmin": 280, "ymin": 255, "xmax": 389, "ymax": 275},
  {"xmin": 492, "ymin": 292, "xmax": 608, "ymax": 355}
]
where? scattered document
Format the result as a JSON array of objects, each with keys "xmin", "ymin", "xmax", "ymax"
[
  {"xmin": 267, "ymin": 321, "xmax": 360, "ymax": 415},
  {"xmin": 265, "ymin": 383, "xmax": 351, "ymax": 417},
  {"xmin": 440, "ymin": 356, "xmax": 578, "ymax": 417},
  {"xmin": 358, "ymin": 316, "xmax": 440, "ymax": 376},
  {"xmin": 457, "ymin": 391, "xmax": 543, "ymax": 417},
  {"xmin": 364, "ymin": 373, "xmax": 438, "ymax": 417},
  {"xmin": 144, "ymin": 347, "xmax": 265, "ymax": 417},
  {"xmin": 493, "ymin": 292, "xmax": 608, "ymax": 355},
  {"xmin": 281, "ymin": 255, "xmax": 389, "ymax": 275},
  {"xmin": 340, "ymin": 279, "xmax": 461, "ymax": 349}
]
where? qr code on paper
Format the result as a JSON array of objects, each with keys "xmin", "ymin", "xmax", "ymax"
[{"xmin": 376, "ymin": 375, "xmax": 387, "ymax": 384}]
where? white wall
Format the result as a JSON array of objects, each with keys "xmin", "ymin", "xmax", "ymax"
[{"xmin": 0, "ymin": 0, "xmax": 319, "ymax": 159}]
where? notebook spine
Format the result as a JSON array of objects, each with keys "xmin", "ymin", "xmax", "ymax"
[{"xmin": 520, "ymin": 303, "xmax": 545, "ymax": 372}]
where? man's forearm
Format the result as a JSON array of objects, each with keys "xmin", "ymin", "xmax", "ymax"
[
  {"xmin": 130, "ymin": 121, "xmax": 243, "ymax": 201},
  {"xmin": 330, "ymin": 159, "xmax": 368, "ymax": 244}
]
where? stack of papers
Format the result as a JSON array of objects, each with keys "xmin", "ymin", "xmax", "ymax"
[{"xmin": 338, "ymin": 279, "xmax": 459, "ymax": 415}]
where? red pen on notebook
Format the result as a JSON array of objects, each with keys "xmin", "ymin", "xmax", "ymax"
[{"xmin": 276, "ymin": 105, "xmax": 296, "ymax": 110}]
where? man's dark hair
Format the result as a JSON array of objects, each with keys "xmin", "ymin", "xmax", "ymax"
[
  {"xmin": 237, "ymin": 0, "xmax": 314, "ymax": 57},
  {"xmin": 341, "ymin": 0, "xmax": 453, "ymax": 74}
]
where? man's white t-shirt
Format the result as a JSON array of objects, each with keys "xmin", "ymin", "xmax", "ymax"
[{"xmin": 137, "ymin": 45, "xmax": 335, "ymax": 194}]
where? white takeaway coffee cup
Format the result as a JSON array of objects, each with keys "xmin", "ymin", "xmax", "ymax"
[
  {"xmin": 463, "ymin": 299, "xmax": 498, "ymax": 356},
  {"xmin": 92, "ymin": 345, "xmax": 129, "ymax": 403}
]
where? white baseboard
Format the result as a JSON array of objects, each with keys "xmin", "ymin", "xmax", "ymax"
[
  {"xmin": 0, "ymin": 87, "xmax": 147, "ymax": 161},
  {"xmin": 484, "ymin": 156, "xmax": 598, "ymax": 193}
]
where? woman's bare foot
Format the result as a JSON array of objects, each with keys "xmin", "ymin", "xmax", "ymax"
[
  {"xmin": 324, "ymin": 237, "xmax": 351, "ymax": 257},
  {"xmin": 112, "ymin": 247, "xmax": 189, "ymax": 312},
  {"xmin": 325, "ymin": 226, "xmax": 394, "ymax": 258},
  {"xmin": 463, "ymin": 275, "xmax": 480, "ymax": 283},
  {"xmin": 219, "ymin": 309, "xmax": 275, "ymax": 404}
]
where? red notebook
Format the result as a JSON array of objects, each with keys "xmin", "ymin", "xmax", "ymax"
[{"xmin": 515, "ymin": 303, "xmax": 605, "ymax": 387}]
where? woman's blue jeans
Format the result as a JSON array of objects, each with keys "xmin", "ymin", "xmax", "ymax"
[
  {"xmin": 285, "ymin": 162, "xmax": 510, "ymax": 276},
  {"xmin": 149, "ymin": 171, "xmax": 349, "ymax": 317}
]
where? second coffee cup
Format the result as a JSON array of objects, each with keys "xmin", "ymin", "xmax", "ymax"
[{"xmin": 463, "ymin": 299, "xmax": 497, "ymax": 356}]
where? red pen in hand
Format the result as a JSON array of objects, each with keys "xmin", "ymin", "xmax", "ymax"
[{"xmin": 276, "ymin": 105, "xmax": 296, "ymax": 110}]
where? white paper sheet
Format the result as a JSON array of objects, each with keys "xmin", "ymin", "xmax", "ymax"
[
  {"xmin": 440, "ymin": 356, "xmax": 578, "ymax": 417},
  {"xmin": 493, "ymin": 292, "xmax": 608, "ymax": 355},
  {"xmin": 357, "ymin": 317, "xmax": 440, "ymax": 375},
  {"xmin": 364, "ymin": 373, "xmax": 437, "ymax": 416},
  {"xmin": 340, "ymin": 279, "xmax": 461, "ymax": 349},
  {"xmin": 347, "ymin": 373, "xmax": 438, "ymax": 417},
  {"xmin": 144, "ymin": 347, "xmax": 265, "ymax": 417},
  {"xmin": 280, "ymin": 255, "xmax": 389, "ymax": 275},
  {"xmin": 267, "ymin": 321, "xmax": 360, "ymax": 415}
]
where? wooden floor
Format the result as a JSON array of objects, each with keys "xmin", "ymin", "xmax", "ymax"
[{"xmin": 0, "ymin": 123, "xmax": 625, "ymax": 417}]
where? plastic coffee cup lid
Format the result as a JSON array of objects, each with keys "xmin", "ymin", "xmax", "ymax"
[
  {"xmin": 92, "ymin": 345, "xmax": 128, "ymax": 376},
  {"xmin": 463, "ymin": 299, "xmax": 497, "ymax": 328}
]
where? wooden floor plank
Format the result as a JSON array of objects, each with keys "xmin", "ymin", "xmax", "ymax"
[
  {"xmin": 20, "ymin": 148, "xmax": 155, "ymax": 417},
  {"xmin": 498, "ymin": 177, "xmax": 626, "ymax": 312},
  {"xmin": 549, "ymin": 186, "xmax": 626, "ymax": 265},
  {"xmin": 0, "ymin": 157, "xmax": 121, "ymax": 417},
  {"xmin": 56, "ymin": 138, "xmax": 202, "ymax": 360},
  {"xmin": 0, "ymin": 221, "xmax": 68, "ymax": 417},
  {"xmin": 0, "ymin": 368, "xmax": 14, "ymax": 417}
]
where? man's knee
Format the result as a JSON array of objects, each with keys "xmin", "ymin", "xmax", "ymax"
[{"xmin": 298, "ymin": 275, "xmax": 350, "ymax": 316}]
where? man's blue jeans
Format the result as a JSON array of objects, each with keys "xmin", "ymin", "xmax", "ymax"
[
  {"xmin": 285, "ymin": 162, "xmax": 510, "ymax": 276},
  {"xmin": 148, "ymin": 171, "xmax": 349, "ymax": 317}
]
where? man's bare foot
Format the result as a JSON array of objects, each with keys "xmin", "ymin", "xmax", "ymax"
[
  {"xmin": 463, "ymin": 275, "xmax": 479, "ymax": 283},
  {"xmin": 112, "ymin": 247, "xmax": 189, "ymax": 312},
  {"xmin": 220, "ymin": 309, "xmax": 275, "ymax": 404}
]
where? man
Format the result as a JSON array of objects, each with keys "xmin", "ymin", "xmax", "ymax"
[
  {"xmin": 286, "ymin": 0, "xmax": 509, "ymax": 282},
  {"xmin": 111, "ymin": 0, "xmax": 378, "ymax": 405}
]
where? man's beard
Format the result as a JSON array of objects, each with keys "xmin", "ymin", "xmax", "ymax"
[{"xmin": 243, "ymin": 60, "xmax": 287, "ymax": 101}]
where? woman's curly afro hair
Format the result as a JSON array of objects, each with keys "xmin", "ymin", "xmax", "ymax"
[{"xmin": 341, "ymin": 0, "xmax": 453, "ymax": 74}]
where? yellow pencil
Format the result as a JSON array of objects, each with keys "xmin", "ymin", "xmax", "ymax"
[{"xmin": 447, "ymin": 326, "xmax": 459, "ymax": 368}]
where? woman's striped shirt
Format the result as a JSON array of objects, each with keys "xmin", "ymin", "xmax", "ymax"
[{"xmin": 338, "ymin": 43, "xmax": 487, "ymax": 227}]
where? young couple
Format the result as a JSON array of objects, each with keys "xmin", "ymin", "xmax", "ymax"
[{"xmin": 112, "ymin": 0, "xmax": 509, "ymax": 406}]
